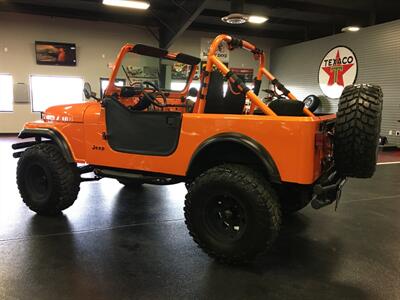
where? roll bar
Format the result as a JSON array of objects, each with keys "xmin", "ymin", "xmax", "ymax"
[{"xmin": 194, "ymin": 34, "xmax": 314, "ymax": 117}]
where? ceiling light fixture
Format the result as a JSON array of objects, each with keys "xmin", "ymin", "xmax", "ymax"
[
  {"xmin": 341, "ymin": 26, "xmax": 361, "ymax": 32},
  {"xmin": 248, "ymin": 15, "xmax": 269, "ymax": 24},
  {"xmin": 221, "ymin": 14, "xmax": 269, "ymax": 25},
  {"xmin": 221, "ymin": 13, "xmax": 248, "ymax": 24},
  {"xmin": 221, "ymin": 0, "xmax": 268, "ymax": 25},
  {"xmin": 103, "ymin": 0, "xmax": 150, "ymax": 10}
]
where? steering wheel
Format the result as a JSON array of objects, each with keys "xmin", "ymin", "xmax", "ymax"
[{"xmin": 142, "ymin": 81, "xmax": 167, "ymax": 108}]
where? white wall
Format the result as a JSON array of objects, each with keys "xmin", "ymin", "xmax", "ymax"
[
  {"xmin": 0, "ymin": 12, "xmax": 156, "ymax": 133},
  {"xmin": 0, "ymin": 12, "xmax": 286, "ymax": 133},
  {"xmin": 270, "ymin": 20, "xmax": 400, "ymax": 145}
]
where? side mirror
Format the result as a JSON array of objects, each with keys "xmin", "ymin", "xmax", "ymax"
[
  {"xmin": 83, "ymin": 82, "xmax": 98, "ymax": 100},
  {"xmin": 188, "ymin": 87, "xmax": 198, "ymax": 98},
  {"xmin": 84, "ymin": 82, "xmax": 93, "ymax": 99}
]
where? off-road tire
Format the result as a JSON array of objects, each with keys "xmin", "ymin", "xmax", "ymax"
[
  {"xmin": 117, "ymin": 178, "xmax": 144, "ymax": 189},
  {"xmin": 17, "ymin": 143, "xmax": 80, "ymax": 215},
  {"xmin": 303, "ymin": 95, "xmax": 321, "ymax": 112},
  {"xmin": 334, "ymin": 84, "xmax": 383, "ymax": 178},
  {"xmin": 184, "ymin": 164, "xmax": 281, "ymax": 264}
]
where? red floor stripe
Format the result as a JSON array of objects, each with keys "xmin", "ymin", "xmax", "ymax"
[{"xmin": 377, "ymin": 150, "xmax": 400, "ymax": 163}]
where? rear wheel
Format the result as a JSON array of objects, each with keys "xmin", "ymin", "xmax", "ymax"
[
  {"xmin": 184, "ymin": 164, "xmax": 281, "ymax": 264},
  {"xmin": 334, "ymin": 84, "xmax": 383, "ymax": 178},
  {"xmin": 16, "ymin": 143, "xmax": 80, "ymax": 215}
]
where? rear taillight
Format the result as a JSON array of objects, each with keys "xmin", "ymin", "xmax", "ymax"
[
  {"xmin": 324, "ymin": 132, "xmax": 333, "ymax": 156},
  {"xmin": 315, "ymin": 131, "xmax": 333, "ymax": 157},
  {"xmin": 315, "ymin": 131, "xmax": 324, "ymax": 148}
]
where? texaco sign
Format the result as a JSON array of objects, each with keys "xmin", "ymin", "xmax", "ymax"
[{"xmin": 318, "ymin": 46, "xmax": 358, "ymax": 99}]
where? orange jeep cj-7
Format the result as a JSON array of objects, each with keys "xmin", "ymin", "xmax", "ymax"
[{"xmin": 13, "ymin": 34, "xmax": 383, "ymax": 263}]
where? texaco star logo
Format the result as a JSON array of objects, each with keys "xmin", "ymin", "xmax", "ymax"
[{"xmin": 319, "ymin": 46, "xmax": 358, "ymax": 99}]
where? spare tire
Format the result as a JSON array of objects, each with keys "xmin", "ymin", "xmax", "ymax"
[
  {"xmin": 334, "ymin": 84, "xmax": 383, "ymax": 178},
  {"xmin": 303, "ymin": 95, "xmax": 321, "ymax": 112}
]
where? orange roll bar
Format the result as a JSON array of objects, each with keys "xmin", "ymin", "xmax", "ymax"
[{"xmin": 196, "ymin": 34, "xmax": 315, "ymax": 117}]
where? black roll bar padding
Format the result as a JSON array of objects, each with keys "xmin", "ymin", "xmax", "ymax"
[
  {"xmin": 271, "ymin": 78, "xmax": 291, "ymax": 96},
  {"xmin": 253, "ymin": 79, "xmax": 262, "ymax": 96},
  {"xmin": 252, "ymin": 47, "xmax": 263, "ymax": 55},
  {"xmin": 175, "ymin": 53, "xmax": 201, "ymax": 65},
  {"xmin": 225, "ymin": 71, "xmax": 250, "ymax": 94},
  {"xmin": 131, "ymin": 44, "xmax": 168, "ymax": 58},
  {"xmin": 228, "ymin": 37, "xmax": 263, "ymax": 56},
  {"xmin": 131, "ymin": 44, "xmax": 201, "ymax": 66},
  {"xmin": 228, "ymin": 37, "xmax": 243, "ymax": 49}
]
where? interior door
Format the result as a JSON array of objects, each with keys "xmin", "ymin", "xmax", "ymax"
[{"xmin": 104, "ymin": 97, "xmax": 182, "ymax": 156}]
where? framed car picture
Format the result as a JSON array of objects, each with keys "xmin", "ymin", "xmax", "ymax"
[{"xmin": 35, "ymin": 41, "xmax": 77, "ymax": 66}]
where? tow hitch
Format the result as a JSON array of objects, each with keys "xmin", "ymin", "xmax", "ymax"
[{"xmin": 311, "ymin": 166, "xmax": 347, "ymax": 210}]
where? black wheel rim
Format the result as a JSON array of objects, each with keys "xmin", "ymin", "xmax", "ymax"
[
  {"xmin": 204, "ymin": 194, "xmax": 247, "ymax": 242},
  {"xmin": 24, "ymin": 163, "xmax": 52, "ymax": 202}
]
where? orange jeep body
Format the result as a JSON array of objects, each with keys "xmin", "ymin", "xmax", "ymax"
[
  {"xmin": 18, "ymin": 34, "xmax": 336, "ymax": 186},
  {"xmin": 13, "ymin": 34, "xmax": 385, "ymax": 263}
]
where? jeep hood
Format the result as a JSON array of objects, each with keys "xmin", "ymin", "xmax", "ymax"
[{"xmin": 43, "ymin": 102, "xmax": 95, "ymax": 123}]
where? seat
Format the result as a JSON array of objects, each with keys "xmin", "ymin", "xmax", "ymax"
[
  {"xmin": 203, "ymin": 70, "xmax": 246, "ymax": 114},
  {"xmin": 268, "ymin": 99, "xmax": 305, "ymax": 116}
]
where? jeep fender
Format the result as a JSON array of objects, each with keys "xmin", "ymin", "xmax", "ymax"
[
  {"xmin": 187, "ymin": 133, "xmax": 281, "ymax": 183},
  {"xmin": 18, "ymin": 128, "xmax": 74, "ymax": 162}
]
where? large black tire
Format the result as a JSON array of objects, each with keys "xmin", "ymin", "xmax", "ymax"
[
  {"xmin": 184, "ymin": 164, "xmax": 281, "ymax": 264},
  {"xmin": 334, "ymin": 84, "xmax": 383, "ymax": 178},
  {"xmin": 276, "ymin": 184, "xmax": 312, "ymax": 215},
  {"xmin": 16, "ymin": 143, "xmax": 80, "ymax": 215},
  {"xmin": 117, "ymin": 178, "xmax": 144, "ymax": 189}
]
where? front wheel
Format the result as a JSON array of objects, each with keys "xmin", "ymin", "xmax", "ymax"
[
  {"xmin": 184, "ymin": 164, "xmax": 281, "ymax": 264},
  {"xmin": 16, "ymin": 143, "xmax": 80, "ymax": 215}
]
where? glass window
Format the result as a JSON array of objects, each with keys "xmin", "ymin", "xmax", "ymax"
[
  {"xmin": 0, "ymin": 74, "xmax": 13, "ymax": 112},
  {"xmin": 117, "ymin": 53, "xmax": 193, "ymax": 92},
  {"xmin": 30, "ymin": 75, "xmax": 84, "ymax": 112},
  {"xmin": 100, "ymin": 78, "xmax": 125, "ymax": 98}
]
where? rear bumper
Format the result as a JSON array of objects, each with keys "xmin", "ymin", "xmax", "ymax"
[{"xmin": 311, "ymin": 164, "xmax": 347, "ymax": 209}]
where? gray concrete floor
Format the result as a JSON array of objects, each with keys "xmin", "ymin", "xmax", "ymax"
[{"xmin": 0, "ymin": 136, "xmax": 399, "ymax": 300}]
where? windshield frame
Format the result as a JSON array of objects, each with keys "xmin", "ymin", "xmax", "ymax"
[{"xmin": 104, "ymin": 43, "xmax": 199, "ymax": 98}]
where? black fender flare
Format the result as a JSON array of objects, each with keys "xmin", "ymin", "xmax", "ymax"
[
  {"xmin": 18, "ymin": 128, "xmax": 74, "ymax": 162},
  {"xmin": 187, "ymin": 133, "xmax": 281, "ymax": 183}
]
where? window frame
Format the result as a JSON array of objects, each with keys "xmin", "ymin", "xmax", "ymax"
[
  {"xmin": 100, "ymin": 77, "xmax": 126, "ymax": 98},
  {"xmin": 29, "ymin": 74, "xmax": 85, "ymax": 113},
  {"xmin": 0, "ymin": 73, "xmax": 14, "ymax": 113}
]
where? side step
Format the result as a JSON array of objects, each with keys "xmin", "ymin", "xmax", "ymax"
[{"xmin": 94, "ymin": 168, "xmax": 183, "ymax": 185}]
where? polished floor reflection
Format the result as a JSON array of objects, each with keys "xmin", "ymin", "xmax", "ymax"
[{"xmin": 1, "ymin": 136, "xmax": 400, "ymax": 300}]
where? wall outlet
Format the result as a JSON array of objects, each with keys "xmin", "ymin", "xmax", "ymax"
[
  {"xmin": 389, "ymin": 130, "xmax": 393, "ymax": 135},
  {"xmin": 396, "ymin": 131, "xmax": 400, "ymax": 136}
]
